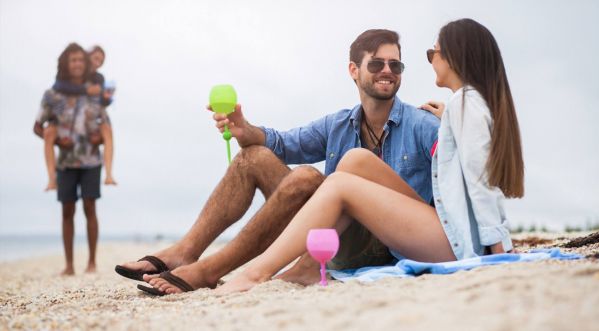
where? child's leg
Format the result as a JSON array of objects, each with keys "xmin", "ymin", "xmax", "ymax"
[
  {"xmin": 43, "ymin": 125, "xmax": 57, "ymax": 191},
  {"xmin": 100, "ymin": 123, "xmax": 116, "ymax": 185}
]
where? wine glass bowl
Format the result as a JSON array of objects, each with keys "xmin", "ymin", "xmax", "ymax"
[{"xmin": 306, "ymin": 229, "xmax": 339, "ymax": 286}]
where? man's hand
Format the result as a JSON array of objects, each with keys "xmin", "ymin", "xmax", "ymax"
[
  {"xmin": 420, "ymin": 101, "xmax": 445, "ymax": 119},
  {"xmin": 211, "ymin": 104, "xmax": 247, "ymax": 140},
  {"xmin": 56, "ymin": 137, "xmax": 74, "ymax": 150},
  {"xmin": 104, "ymin": 175, "xmax": 117, "ymax": 186},
  {"xmin": 208, "ymin": 104, "xmax": 265, "ymax": 147},
  {"xmin": 87, "ymin": 84, "xmax": 102, "ymax": 96}
]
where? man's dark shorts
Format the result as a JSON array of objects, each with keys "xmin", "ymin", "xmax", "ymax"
[
  {"xmin": 57, "ymin": 166, "xmax": 102, "ymax": 202},
  {"xmin": 327, "ymin": 221, "xmax": 394, "ymax": 270}
]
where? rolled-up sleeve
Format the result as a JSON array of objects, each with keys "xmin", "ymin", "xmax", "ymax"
[
  {"xmin": 261, "ymin": 115, "xmax": 329, "ymax": 164},
  {"xmin": 418, "ymin": 113, "xmax": 440, "ymax": 161},
  {"xmin": 449, "ymin": 97, "xmax": 512, "ymax": 250}
]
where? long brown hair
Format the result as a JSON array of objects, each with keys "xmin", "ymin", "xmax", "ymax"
[
  {"xmin": 439, "ymin": 19, "xmax": 524, "ymax": 198},
  {"xmin": 56, "ymin": 42, "xmax": 89, "ymax": 81}
]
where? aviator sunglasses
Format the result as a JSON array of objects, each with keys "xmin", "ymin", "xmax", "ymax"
[
  {"xmin": 361, "ymin": 59, "xmax": 405, "ymax": 75},
  {"xmin": 426, "ymin": 49, "xmax": 440, "ymax": 64}
]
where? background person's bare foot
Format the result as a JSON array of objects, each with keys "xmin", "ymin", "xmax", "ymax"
[
  {"xmin": 60, "ymin": 267, "xmax": 75, "ymax": 276},
  {"xmin": 85, "ymin": 263, "xmax": 97, "ymax": 273}
]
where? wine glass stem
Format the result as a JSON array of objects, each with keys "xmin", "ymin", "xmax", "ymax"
[{"xmin": 320, "ymin": 262, "xmax": 327, "ymax": 286}]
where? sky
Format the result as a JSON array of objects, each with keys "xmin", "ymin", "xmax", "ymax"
[{"xmin": 1, "ymin": 0, "xmax": 598, "ymax": 241}]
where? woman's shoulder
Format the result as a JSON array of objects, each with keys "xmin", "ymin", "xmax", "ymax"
[{"xmin": 447, "ymin": 87, "xmax": 490, "ymax": 115}]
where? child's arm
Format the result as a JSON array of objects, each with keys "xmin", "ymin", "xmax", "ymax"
[
  {"xmin": 53, "ymin": 80, "xmax": 102, "ymax": 96},
  {"xmin": 43, "ymin": 125, "xmax": 58, "ymax": 191},
  {"xmin": 100, "ymin": 123, "xmax": 117, "ymax": 185}
]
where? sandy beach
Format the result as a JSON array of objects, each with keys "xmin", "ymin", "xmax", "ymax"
[{"xmin": 1, "ymin": 232, "xmax": 598, "ymax": 331}]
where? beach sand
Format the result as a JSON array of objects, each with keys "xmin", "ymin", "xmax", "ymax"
[{"xmin": 1, "ymin": 232, "xmax": 598, "ymax": 331}]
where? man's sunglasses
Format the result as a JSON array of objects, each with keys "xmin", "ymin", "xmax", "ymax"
[
  {"xmin": 426, "ymin": 49, "xmax": 440, "ymax": 64},
  {"xmin": 362, "ymin": 59, "xmax": 405, "ymax": 75}
]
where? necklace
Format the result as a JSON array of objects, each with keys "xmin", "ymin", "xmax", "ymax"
[{"xmin": 361, "ymin": 109, "xmax": 384, "ymax": 156}]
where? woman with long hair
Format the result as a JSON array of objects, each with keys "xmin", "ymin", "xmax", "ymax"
[{"xmin": 148, "ymin": 18, "xmax": 525, "ymax": 294}]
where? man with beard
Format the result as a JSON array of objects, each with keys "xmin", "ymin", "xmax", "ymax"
[{"xmin": 116, "ymin": 29, "xmax": 440, "ymax": 295}]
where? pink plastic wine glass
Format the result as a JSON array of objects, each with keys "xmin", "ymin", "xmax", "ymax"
[{"xmin": 306, "ymin": 229, "xmax": 339, "ymax": 286}]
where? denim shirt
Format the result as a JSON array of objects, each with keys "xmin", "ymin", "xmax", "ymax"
[
  {"xmin": 432, "ymin": 87, "xmax": 513, "ymax": 260},
  {"xmin": 261, "ymin": 97, "xmax": 440, "ymax": 203}
]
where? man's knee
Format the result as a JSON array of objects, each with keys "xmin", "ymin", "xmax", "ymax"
[
  {"xmin": 234, "ymin": 145, "xmax": 276, "ymax": 164},
  {"xmin": 280, "ymin": 166, "xmax": 324, "ymax": 197},
  {"xmin": 231, "ymin": 145, "xmax": 283, "ymax": 178},
  {"xmin": 336, "ymin": 148, "xmax": 375, "ymax": 173}
]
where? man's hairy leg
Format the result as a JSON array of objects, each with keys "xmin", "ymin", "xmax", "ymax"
[
  {"xmin": 119, "ymin": 146, "xmax": 291, "ymax": 273},
  {"xmin": 145, "ymin": 165, "xmax": 325, "ymax": 293}
]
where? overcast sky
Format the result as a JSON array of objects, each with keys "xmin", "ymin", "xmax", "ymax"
[{"xmin": 1, "ymin": 0, "xmax": 598, "ymax": 239}]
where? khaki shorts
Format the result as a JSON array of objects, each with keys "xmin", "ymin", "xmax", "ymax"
[{"xmin": 327, "ymin": 221, "xmax": 394, "ymax": 270}]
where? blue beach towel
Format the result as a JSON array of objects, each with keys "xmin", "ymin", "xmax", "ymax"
[{"xmin": 329, "ymin": 248, "xmax": 583, "ymax": 282}]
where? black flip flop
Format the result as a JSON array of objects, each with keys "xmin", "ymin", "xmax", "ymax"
[
  {"xmin": 115, "ymin": 256, "xmax": 169, "ymax": 281},
  {"xmin": 137, "ymin": 271, "xmax": 194, "ymax": 296}
]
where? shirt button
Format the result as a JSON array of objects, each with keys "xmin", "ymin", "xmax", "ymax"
[
  {"xmin": 443, "ymin": 220, "xmax": 448, "ymax": 224},
  {"xmin": 433, "ymin": 173, "xmax": 438, "ymax": 178},
  {"xmin": 436, "ymin": 198, "xmax": 442, "ymax": 204},
  {"xmin": 329, "ymin": 153, "xmax": 335, "ymax": 159},
  {"xmin": 403, "ymin": 155, "xmax": 408, "ymax": 160},
  {"xmin": 453, "ymin": 243, "xmax": 459, "ymax": 247}
]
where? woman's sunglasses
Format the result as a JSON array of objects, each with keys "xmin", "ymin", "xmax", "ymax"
[
  {"xmin": 426, "ymin": 49, "xmax": 440, "ymax": 64},
  {"xmin": 362, "ymin": 59, "xmax": 405, "ymax": 75}
]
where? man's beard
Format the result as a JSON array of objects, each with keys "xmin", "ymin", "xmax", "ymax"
[{"xmin": 360, "ymin": 77, "xmax": 400, "ymax": 101}]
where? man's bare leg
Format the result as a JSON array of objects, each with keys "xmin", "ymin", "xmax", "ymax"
[
  {"xmin": 145, "ymin": 165, "xmax": 325, "ymax": 293},
  {"xmin": 61, "ymin": 202, "xmax": 76, "ymax": 276},
  {"xmin": 118, "ymin": 146, "xmax": 294, "ymax": 274},
  {"xmin": 83, "ymin": 198, "xmax": 99, "ymax": 273}
]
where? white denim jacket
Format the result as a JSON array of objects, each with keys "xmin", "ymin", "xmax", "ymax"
[{"xmin": 431, "ymin": 86, "xmax": 513, "ymax": 259}]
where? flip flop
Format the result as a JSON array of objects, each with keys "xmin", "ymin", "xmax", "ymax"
[
  {"xmin": 137, "ymin": 271, "xmax": 194, "ymax": 296},
  {"xmin": 115, "ymin": 256, "xmax": 169, "ymax": 281}
]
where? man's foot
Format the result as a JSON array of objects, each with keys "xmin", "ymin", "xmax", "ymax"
[
  {"xmin": 118, "ymin": 245, "xmax": 196, "ymax": 276},
  {"xmin": 142, "ymin": 260, "xmax": 220, "ymax": 295},
  {"xmin": 85, "ymin": 263, "xmax": 97, "ymax": 273},
  {"xmin": 275, "ymin": 257, "xmax": 321, "ymax": 286},
  {"xmin": 60, "ymin": 266, "xmax": 75, "ymax": 276}
]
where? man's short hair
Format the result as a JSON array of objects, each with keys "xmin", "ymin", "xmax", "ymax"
[{"xmin": 350, "ymin": 29, "xmax": 401, "ymax": 64}]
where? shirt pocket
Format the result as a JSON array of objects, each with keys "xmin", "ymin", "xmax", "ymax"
[
  {"xmin": 437, "ymin": 133, "xmax": 456, "ymax": 164},
  {"xmin": 397, "ymin": 152, "xmax": 427, "ymax": 178}
]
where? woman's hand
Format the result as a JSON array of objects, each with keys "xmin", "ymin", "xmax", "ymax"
[{"xmin": 420, "ymin": 101, "xmax": 445, "ymax": 119}]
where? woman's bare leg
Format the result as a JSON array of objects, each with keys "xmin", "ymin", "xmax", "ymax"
[
  {"xmin": 215, "ymin": 171, "xmax": 454, "ymax": 294},
  {"xmin": 43, "ymin": 125, "xmax": 57, "ymax": 191},
  {"xmin": 277, "ymin": 148, "xmax": 424, "ymax": 285}
]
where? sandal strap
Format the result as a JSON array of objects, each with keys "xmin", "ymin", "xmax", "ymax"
[{"xmin": 138, "ymin": 256, "xmax": 169, "ymax": 273}]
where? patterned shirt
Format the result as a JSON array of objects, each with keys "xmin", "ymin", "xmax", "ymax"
[{"xmin": 36, "ymin": 89, "xmax": 110, "ymax": 170}]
